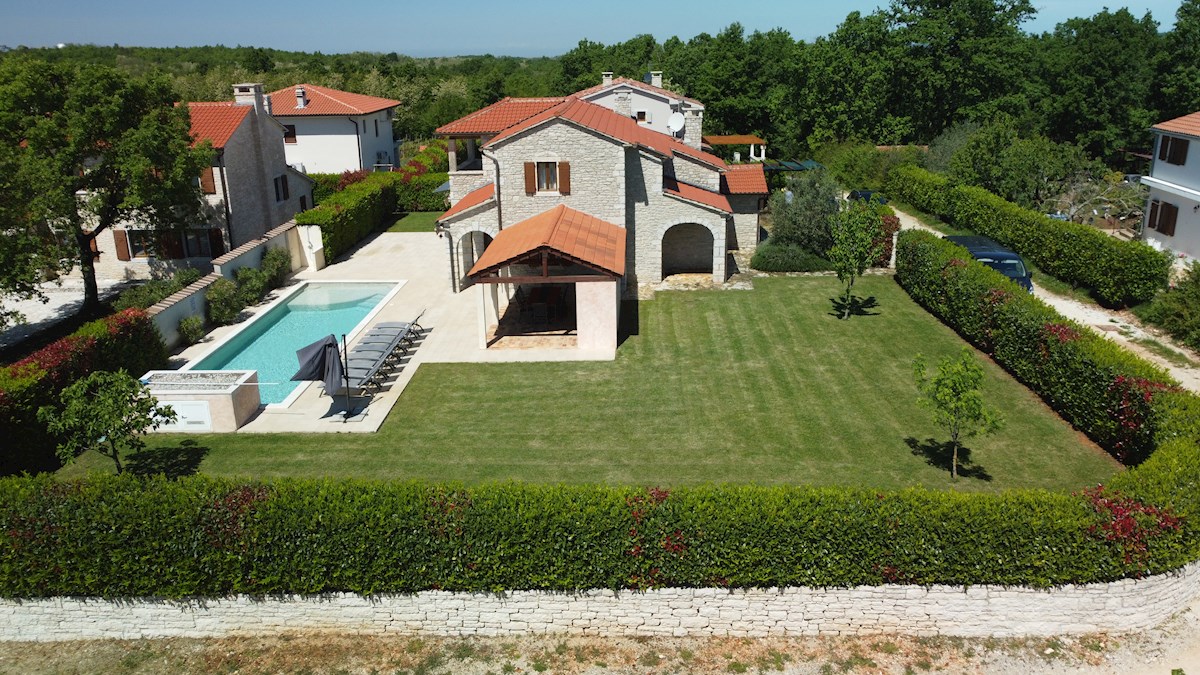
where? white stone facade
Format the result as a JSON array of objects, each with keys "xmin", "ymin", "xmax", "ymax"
[{"xmin": 4, "ymin": 561, "xmax": 1198, "ymax": 642}]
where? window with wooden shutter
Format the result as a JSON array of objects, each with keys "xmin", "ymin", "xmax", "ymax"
[
  {"xmin": 208, "ymin": 228, "xmax": 226, "ymax": 257},
  {"xmin": 282, "ymin": 175, "xmax": 290, "ymax": 201},
  {"xmin": 1159, "ymin": 202, "xmax": 1179, "ymax": 236},
  {"xmin": 283, "ymin": 125, "xmax": 297, "ymax": 144},
  {"xmin": 524, "ymin": 162, "xmax": 536, "ymax": 194},
  {"xmin": 558, "ymin": 161, "xmax": 570, "ymax": 195},
  {"xmin": 1159, "ymin": 136, "xmax": 1190, "ymax": 166},
  {"xmin": 200, "ymin": 166, "xmax": 216, "ymax": 194},
  {"xmin": 1148, "ymin": 200, "xmax": 1160, "ymax": 230},
  {"xmin": 113, "ymin": 230, "xmax": 131, "ymax": 261}
]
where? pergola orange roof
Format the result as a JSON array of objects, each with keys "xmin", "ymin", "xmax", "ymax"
[
  {"xmin": 1154, "ymin": 111, "xmax": 1200, "ymax": 138},
  {"xmin": 702, "ymin": 134, "xmax": 766, "ymax": 145},
  {"xmin": 468, "ymin": 205, "xmax": 626, "ymax": 278}
]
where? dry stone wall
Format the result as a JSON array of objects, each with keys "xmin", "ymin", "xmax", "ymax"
[{"xmin": 4, "ymin": 562, "xmax": 1198, "ymax": 642}]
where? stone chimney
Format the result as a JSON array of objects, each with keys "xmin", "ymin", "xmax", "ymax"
[
  {"xmin": 650, "ymin": 71, "xmax": 663, "ymax": 88},
  {"xmin": 614, "ymin": 91, "xmax": 632, "ymax": 118},
  {"xmin": 601, "ymin": 71, "xmax": 613, "ymax": 87},
  {"xmin": 683, "ymin": 109, "xmax": 703, "ymax": 149},
  {"xmin": 295, "ymin": 86, "xmax": 307, "ymax": 110},
  {"xmin": 232, "ymin": 83, "xmax": 266, "ymax": 115}
]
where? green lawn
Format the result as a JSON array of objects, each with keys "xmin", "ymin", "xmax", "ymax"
[
  {"xmin": 386, "ymin": 211, "xmax": 443, "ymax": 232},
  {"xmin": 72, "ymin": 276, "xmax": 1118, "ymax": 490}
]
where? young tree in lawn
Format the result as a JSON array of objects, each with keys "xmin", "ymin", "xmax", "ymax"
[
  {"xmin": 913, "ymin": 348, "xmax": 1003, "ymax": 481},
  {"xmin": 0, "ymin": 58, "xmax": 211, "ymax": 316},
  {"xmin": 37, "ymin": 370, "xmax": 177, "ymax": 475},
  {"xmin": 827, "ymin": 201, "xmax": 884, "ymax": 319}
]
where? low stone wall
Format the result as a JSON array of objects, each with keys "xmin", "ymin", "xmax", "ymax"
[
  {"xmin": 211, "ymin": 221, "xmax": 303, "ymax": 279},
  {"xmin": 4, "ymin": 562, "xmax": 1198, "ymax": 642},
  {"xmin": 146, "ymin": 273, "xmax": 222, "ymax": 349}
]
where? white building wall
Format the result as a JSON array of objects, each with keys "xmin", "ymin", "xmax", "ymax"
[
  {"xmin": 279, "ymin": 116, "xmax": 366, "ymax": 174},
  {"xmin": 583, "ymin": 87, "xmax": 680, "ymax": 140},
  {"xmin": 1143, "ymin": 186, "xmax": 1200, "ymax": 262},
  {"xmin": 358, "ymin": 110, "xmax": 397, "ymax": 169},
  {"xmin": 1150, "ymin": 132, "xmax": 1200, "ymax": 189}
]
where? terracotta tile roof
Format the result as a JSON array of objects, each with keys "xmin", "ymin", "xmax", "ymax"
[
  {"xmin": 439, "ymin": 182, "xmax": 495, "ymax": 221},
  {"xmin": 663, "ymin": 177, "xmax": 731, "ymax": 213},
  {"xmin": 703, "ymin": 134, "xmax": 766, "ymax": 145},
  {"xmin": 267, "ymin": 84, "xmax": 400, "ymax": 116},
  {"xmin": 1154, "ymin": 111, "xmax": 1200, "ymax": 139},
  {"xmin": 574, "ymin": 76, "xmax": 702, "ymax": 107},
  {"xmin": 436, "ymin": 97, "xmax": 568, "ymax": 136},
  {"xmin": 468, "ymin": 204, "xmax": 626, "ymax": 277},
  {"xmin": 485, "ymin": 98, "xmax": 727, "ymax": 169},
  {"xmin": 722, "ymin": 164, "xmax": 769, "ymax": 194},
  {"xmin": 186, "ymin": 102, "xmax": 250, "ymax": 149}
]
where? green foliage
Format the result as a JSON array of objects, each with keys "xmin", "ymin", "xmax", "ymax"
[
  {"xmin": 749, "ymin": 244, "xmax": 835, "ymax": 273},
  {"xmin": 205, "ymin": 278, "xmax": 243, "ymax": 326},
  {"xmin": 234, "ymin": 267, "xmax": 270, "ymax": 306},
  {"xmin": 816, "ymin": 142, "xmax": 924, "ymax": 190},
  {"xmin": 887, "ymin": 166, "xmax": 1170, "ymax": 307},
  {"xmin": 1135, "ymin": 263, "xmax": 1200, "ymax": 352},
  {"xmin": 178, "ymin": 315, "xmax": 205, "ymax": 346},
  {"xmin": 37, "ymin": 371, "xmax": 176, "ymax": 475},
  {"xmin": 0, "ymin": 310, "xmax": 166, "ymax": 475},
  {"xmin": 895, "ymin": 229, "xmax": 1182, "ymax": 464},
  {"xmin": 0, "ymin": 475, "xmax": 1193, "ymax": 599},
  {"xmin": 309, "ymin": 173, "xmax": 341, "ymax": 204},
  {"xmin": 828, "ymin": 202, "xmax": 884, "ymax": 318},
  {"xmin": 260, "ymin": 247, "xmax": 292, "ymax": 289},
  {"xmin": 913, "ymin": 348, "xmax": 1003, "ymax": 480},
  {"xmin": 768, "ymin": 170, "xmax": 840, "ymax": 255},
  {"xmin": 111, "ymin": 267, "xmax": 203, "ymax": 312}
]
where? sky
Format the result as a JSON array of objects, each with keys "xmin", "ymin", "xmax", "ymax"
[{"xmin": 0, "ymin": 0, "xmax": 1186, "ymax": 57}]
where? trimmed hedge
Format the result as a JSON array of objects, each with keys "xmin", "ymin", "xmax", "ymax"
[
  {"xmin": 0, "ymin": 310, "xmax": 166, "ymax": 475},
  {"xmin": 750, "ymin": 243, "xmax": 835, "ymax": 272},
  {"xmin": 887, "ymin": 165, "xmax": 1170, "ymax": 307},
  {"xmin": 0, "ymin": 474, "xmax": 1192, "ymax": 599},
  {"xmin": 895, "ymin": 230, "xmax": 1179, "ymax": 464}
]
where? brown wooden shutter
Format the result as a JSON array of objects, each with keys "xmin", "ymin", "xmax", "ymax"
[
  {"xmin": 87, "ymin": 236, "xmax": 99, "ymax": 260},
  {"xmin": 1159, "ymin": 138, "xmax": 1169, "ymax": 161},
  {"xmin": 558, "ymin": 161, "xmax": 570, "ymax": 195},
  {"xmin": 524, "ymin": 162, "xmax": 536, "ymax": 194},
  {"xmin": 1160, "ymin": 203, "xmax": 1179, "ymax": 236},
  {"xmin": 200, "ymin": 166, "xmax": 216, "ymax": 194},
  {"xmin": 282, "ymin": 175, "xmax": 290, "ymax": 200},
  {"xmin": 208, "ymin": 228, "xmax": 226, "ymax": 257},
  {"xmin": 113, "ymin": 230, "xmax": 130, "ymax": 261},
  {"xmin": 1148, "ymin": 201, "xmax": 1160, "ymax": 230},
  {"xmin": 1172, "ymin": 138, "xmax": 1190, "ymax": 165}
]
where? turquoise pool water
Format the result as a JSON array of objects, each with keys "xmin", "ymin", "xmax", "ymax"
[{"xmin": 191, "ymin": 282, "xmax": 395, "ymax": 405}]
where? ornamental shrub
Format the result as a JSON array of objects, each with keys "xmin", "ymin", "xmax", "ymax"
[
  {"xmin": 0, "ymin": 475, "xmax": 1191, "ymax": 599},
  {"xmin": 886, "ymin": 165, "xmax": 1170, "ymax": 307},
  {"xmin": 260, "ymin": 247, "xmax": 292, "ymax": 289},
  {"xmin": 750, "ymin": 243, "xmax": 835, "ymax": 272},
  {"xmin": 1135, "ymin": 262, "xmax": 1200, "ymax": 352},
  {"xmin": 235, "ymin": 267, "xmax": 270, "ymax": 306},
  {"xmin": 205, "ymin": 278, "xmax": 243, "ymax": 326},
  {"xmin": 895, "ymin": 230, "xmax": 1180, "ymax": 464},
  {"xmin": 0, "ymin": 310, "xmax": 165, "ymax": 475},
  {"xmin": 178, "ymin": 315, "xmax": 205, "ymax": 346},
  {"xmin": 111, "ymin": 267, "xmax": 203, "ymax": 312}
]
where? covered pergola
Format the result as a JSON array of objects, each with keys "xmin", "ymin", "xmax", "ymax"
[
  {"xmin": 467, "ymin": 204, "xmax": 625, "ymax": 357},
  {"xmin": 702, "ymin": 134, "xmax": 767, "ymax": 162}
]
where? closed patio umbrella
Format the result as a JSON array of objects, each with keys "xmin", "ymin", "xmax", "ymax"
[{"xmin": 291, "ymin": 334, "xmax": 350, "ymax": 419}]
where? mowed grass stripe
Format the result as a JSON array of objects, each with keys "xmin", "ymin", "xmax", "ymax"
[{"xmin": 62, "ymin": 275, "xmax": 1121, "ymax": 490}]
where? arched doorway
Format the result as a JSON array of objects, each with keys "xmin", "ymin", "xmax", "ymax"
[
  {"xmin": 661, "ymin": 223, "xmax": 714, "ymax": 277},
  {"xmin": 458, "ymin": 231, "xmax": 493, "ymax": 289}
]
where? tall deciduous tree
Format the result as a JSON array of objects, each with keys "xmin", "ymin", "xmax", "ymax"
[
  {"xmin": 0, "ymin": 58, "xmax": 211, "ymax": 314},
  {"xmin": 913, "ymin": 347, "xmax": 1003, "ymax": 481},
  {"xmin": 828, "ymin": 201, "xmax": 884, "ymax": 319}
]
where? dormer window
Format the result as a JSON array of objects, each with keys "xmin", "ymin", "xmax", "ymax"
[
  {"xmin": 1159, "ymin": 135, "xmax": 1189, "ymax": 166},
  {"xmin": 635, "ymin": 110, "xmax": 651, "ymax": 124}
]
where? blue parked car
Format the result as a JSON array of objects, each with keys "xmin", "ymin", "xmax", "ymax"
[{"xmin": 944, "ymin": 235, "xmax": 1034, "ymax": 293}]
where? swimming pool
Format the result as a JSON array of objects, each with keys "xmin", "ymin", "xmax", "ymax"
[{"xmin": 188, "ymin": 281, "xmax": 401, "ymax": 405}]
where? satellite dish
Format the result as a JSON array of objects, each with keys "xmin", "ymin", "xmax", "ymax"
[{"xmin": 667, "ymin": 112, "xmax": 685, "ymax": 134}]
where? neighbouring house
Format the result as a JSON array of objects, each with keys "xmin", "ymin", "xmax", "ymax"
[
  {"xmin": 267, "ymin": 83, "xmax": 401, "ymax": 174},
  {"xmin": 1142, "ymin": 110, "xmax": 1200, "ymax": 262},
  {"xmin": 435, "ymin": 72, "xmax": 768, "ymax": 356},
  {"xmin": 94, "ymin": 83, "xmax": 314, "ymax": 281}
]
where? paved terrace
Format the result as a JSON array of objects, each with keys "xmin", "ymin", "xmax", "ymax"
[{"xmin": 172, "ymin": 231, "xmax": 611, "ymax": 433}]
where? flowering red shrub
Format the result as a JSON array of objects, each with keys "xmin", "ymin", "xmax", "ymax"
[
  {"xmin": 1079, "ymin": 485, "xmax": 1181, "ymax": 572},
  {"xmin": 1107, "ymin": 375, "xmax": 1176, "ymax": 463},
  {"xmin": 336, "ymin": 169, "xmax": 370, "ymax": 191}
]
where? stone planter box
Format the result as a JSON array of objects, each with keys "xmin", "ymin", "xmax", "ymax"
[{"xmin": 140, "ymin": 370, "xmax": 260, "ymax": 433}]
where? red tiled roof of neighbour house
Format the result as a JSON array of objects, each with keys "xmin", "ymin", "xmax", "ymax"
[
  {"xmin": 574, "ymin": 76, "xmax": 703, "ymax": 107},
  {"xmin": 185, "ymin": 102, "xmax": 250, "ymax": 149},
  {"xmin": 436, "ymin": 97, "xmax": 568, "ymax": 136},
  {"xmin": 486, "ymin": 98, "xmax": 728, "ymax": 170},
  {"xmin": 722, "ymin": 164, "xmax": 769, "ymax": 194},
  {"xmin": 702, "ymin": 134, "xmax": 766, "ymax": 146},
  {"xmin": 267, "ymin": 84, "xmax": 400, "ymax": 116},
  {"xmin": 1153, "ymin": 111, "xmax": 1200, "ymax": 138},
  {"xmin": 663, "ymin": 177, "xmax": 732, "ymax": 213},
  {"xmin": 468, "ymin": 204, "xmax": 626, "ymax": 277},
  {"xmin": 438, "ymin": 183, "xmax": 495, "ymax": 221}
]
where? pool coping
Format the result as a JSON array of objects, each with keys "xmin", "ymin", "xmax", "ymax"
[{"xmin": 181, "ymin": 279, "xmax": 406, "ymax": 409}]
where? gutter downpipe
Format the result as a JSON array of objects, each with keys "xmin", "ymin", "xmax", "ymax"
[
  {"xmin": 217, "ymin": 149, "xmax": 234, "ymax": 251},
  {"xmin": 349, "ymin": 118, "xmax": 363, "ymax": 170}
]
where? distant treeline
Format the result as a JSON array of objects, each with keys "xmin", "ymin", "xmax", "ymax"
[{"xmin": 4, "ymin": 0, "xmax": 1198, "ymax": 166}]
